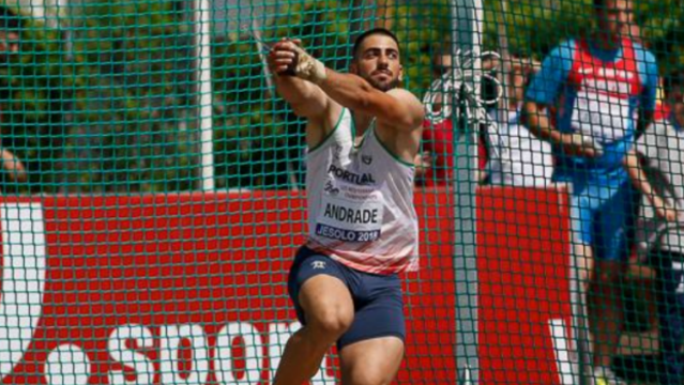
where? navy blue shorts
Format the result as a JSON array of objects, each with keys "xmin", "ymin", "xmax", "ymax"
[{"xmin": 287, "ymin": 246, "xmax": 406, "ymax": 349}]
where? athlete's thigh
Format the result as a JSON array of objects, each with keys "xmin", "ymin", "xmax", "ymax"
[
  {"xmin": 336, "ymin": 272, "xmax": 406, "ymax": 348},
  {"xmin": 338, "ymin": 272, "xmax": 405, "ymax": 385},
  {"xmin": 288, "ymin": 248, "xmax": 354, "ymax": 326},
  {"xmin": 340, "ymin": 337, "xmax": 405, "ymax": 385},
  {"xmin": 569, "ymin": 190, "xmax": 595, "ymax": 247},
  {"xmin": 593, "ymin": 184, "xmax": 637, "ymax": 262}
]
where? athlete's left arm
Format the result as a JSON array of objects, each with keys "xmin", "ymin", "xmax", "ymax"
[
  {"xmin": 624, "ymin": 146, "xmax": 677, "ymax": 222},
  {"xmin": 281, "ymin": 43, "xmax": 424, "ymax": 132},
  {"xmin": 635, "ymin": 49, "xmax": 659, "ymax": 139},
  {"xmin": 318, "ymin": 74, "xmax": 425, "ymax": 133}
]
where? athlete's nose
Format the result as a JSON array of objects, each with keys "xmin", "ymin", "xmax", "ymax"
[{"xmin": 377, "ymin": 53, "xmax": 389, "ymax": 67}]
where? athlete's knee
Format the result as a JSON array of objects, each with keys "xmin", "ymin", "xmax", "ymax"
[
  {"xmin": 592, "ymin": 261, "xmax": 626, "ymax": 285},
  {"xmin": 573, "ymin": 243, "xmax": 593, "ymax": 286},
  {"xmin": 307, "ymin": 307, "xmax": 354, "ymax": 341}
]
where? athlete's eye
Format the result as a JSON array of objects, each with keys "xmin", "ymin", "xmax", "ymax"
[{"xmin": 364, "ymin": 49, "xmax": 380, "ymax": 59}]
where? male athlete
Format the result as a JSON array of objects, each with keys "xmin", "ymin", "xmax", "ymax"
[
  {"xmin": 267, "ymin": 28, "xmax": 424, "ymax": 385},
  {"xmin": 523, "ymin": 0, "xmax": 658, "ymax": 384}
]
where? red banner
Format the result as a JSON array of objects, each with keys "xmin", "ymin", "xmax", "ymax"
[
  {"xmin": 0, "ymin": 192, "xmax": 456, "ymax": 385},
  {"xmin": 477, "ymin": 186, "xmax": 574, "ymax": 385},
  {"xmin": 0, "ymin": 187, "xmax": 571, "ymax": 384}
]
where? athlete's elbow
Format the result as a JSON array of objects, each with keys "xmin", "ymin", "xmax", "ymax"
[
  {"xmin": 291, "ymin": 102, "xmax": 313, "ymax": 117},
  {"xmin": 395, "ymin": 115, "xmax": 422, "ymax": 132},
  {"xmin": 521, "ymin": 102, "xmax": 537, "ymax": 125}
]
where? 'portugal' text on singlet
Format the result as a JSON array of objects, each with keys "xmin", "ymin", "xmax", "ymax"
[{"xmin": 305, "ymin": 108, "xmax": 419, "ymax": 274}]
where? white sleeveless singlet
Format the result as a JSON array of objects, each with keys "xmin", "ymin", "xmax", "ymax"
[{"xmin": 305, "ymin": 108, "xmax": 419, "ymax": 274}]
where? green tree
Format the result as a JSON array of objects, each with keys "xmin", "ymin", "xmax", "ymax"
[
  {"xmin": 1, "ymin": 0, "xmax": 197, "ymax": 194},
  {"xmin": 211, "ymin": 0, "xmax": 451, "ymax": 190},
  {"xmin": 483, "ymin": 0, "xmax": 684, "ymax": 71},
  {"xmin": 4, "ymin": 0, "xmax": 682, "ymax": 193}
]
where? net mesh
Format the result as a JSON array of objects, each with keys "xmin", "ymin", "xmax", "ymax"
[{"xmin": 0, "ymin": 0, "xmax": 681, "ymax": 383}]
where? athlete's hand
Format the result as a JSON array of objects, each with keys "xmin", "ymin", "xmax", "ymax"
[
  {"xmin": 267, "ymin": 38, "xmax": 299, "ymax": 76},
  {"xmin": 559, "ymin": 133, "xmax": 603, "ymax": 158},
  {"xmin": 653, "ymin": 197, "xmax": 679, "ymax": 223},
  {"xmin": 267, "ymin": 38, "xmax": 327, "ymax": 84}
]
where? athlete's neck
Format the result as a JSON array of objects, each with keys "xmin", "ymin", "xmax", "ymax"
[
  {"xmin": 352, "ymin": 111, "xmax": 374, "ymax": 137},
  {"xmin": 592, "ymin": 31, "xmax": 621, "ymax": 51}
]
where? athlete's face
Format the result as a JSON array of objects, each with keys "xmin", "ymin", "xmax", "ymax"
[
  {"xmin": 596, "ymin": 0, "xmax": 633, "ymax": 39},
  {"xmin": 351, "ymin": 35, "xmax": 403, "ymax": 92}
]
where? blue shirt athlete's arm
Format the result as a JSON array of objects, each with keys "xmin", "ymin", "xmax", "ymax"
[
  {"xmin": 525, "ymin": 41, "xmax": 575, "ymax": 105},
  {"xmin": 635, "ymin": 45, "xmax": 659, "ymax": 112}
]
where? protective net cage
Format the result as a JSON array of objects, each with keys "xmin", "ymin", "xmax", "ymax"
[{"xmin": 0, "ymin": 0, "xmax": 680, "ymax": 384}]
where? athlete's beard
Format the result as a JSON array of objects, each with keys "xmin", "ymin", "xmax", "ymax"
[{"xmin": 360, "ymin": 72, "xmax": 400, "ymax": 92}]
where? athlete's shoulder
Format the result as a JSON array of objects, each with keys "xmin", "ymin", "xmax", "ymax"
[
  {"xmin": 548, "ymin": 39, "xmax": 577, "ymax": 60},
  {"xmin": 386, "ymin": 88, "xmax": 425, "ymax": 127},
  {"xmin": 632, "ymin": 42, "xmax": 657, "ymax": 64},
  {"xmin": 387, "ymin": 88, "xmax": 420, "ymax": 104},
  {"xmin": 630, "ymin": 42, "xmax": 659, "ymax": 90},
  {"xmin": 540, "ymin": 39, "xmax": 576, "ymax": 73},
  {"xmin": 557, "ymin": 39, "xmax": 578, "ymax": 51}
]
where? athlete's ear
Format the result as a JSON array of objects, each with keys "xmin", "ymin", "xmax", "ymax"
[{"xmin": 398, "ymin": 65, "xmax": 404, "ymax": 83}]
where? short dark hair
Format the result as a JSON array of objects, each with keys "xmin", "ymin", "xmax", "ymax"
[
  {"xmin": 0, "ymin": 6, "xmax": 22, "ymax": 32},
  {"xmin": 664, "ymin": 69, "xmax": 684, "ymax": 97},
  {"xmin": 352, "ymin": 28, "xmax": 401, "ymax": 59}
]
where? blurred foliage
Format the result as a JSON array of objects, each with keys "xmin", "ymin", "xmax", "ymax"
[
  {"xmin": 1, "ymin": 0, "xmax": 197, "ymax": 194},
  {"xmin": 0, "ymin": 0, "xmax": 682, "ymax": 193},
  {"xmin": 211, "ymin": 0, "xmax": 450, "ymax": 190},
  {"xmin": 482, "ymin": 0, "xmax": 684, "ymax": 72}
]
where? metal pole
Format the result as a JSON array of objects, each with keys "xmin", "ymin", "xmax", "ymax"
[
  {"xmin": 452, "ymin": 0, "xmax": 482, "ymax": 383},
  {"xmin": 195, "ymin": 0, "xmax": 215, "ymax": 191},
  {"xmin": 57, "ymin": 0, "xmax": 73, "ymax": 193},
  {"xmin": 251, "ymin": 19, "xmax": 299, "ymax": 192},
  {"xmin": 496, "ymin": 0, "xmax": 510, "ymax": 124}
]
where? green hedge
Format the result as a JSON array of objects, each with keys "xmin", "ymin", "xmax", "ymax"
[{"xmin": 1, "ymin": 0, "xmax": 682, "ymax": 193}]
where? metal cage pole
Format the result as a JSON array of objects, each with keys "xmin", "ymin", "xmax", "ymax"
[
  {"xmin": 195, "ymin": 0, "xmax": 215, "ymax": 191},
  {"xmin": 452, "ymin": 0, "xmax": 483, "ymax": 383}
]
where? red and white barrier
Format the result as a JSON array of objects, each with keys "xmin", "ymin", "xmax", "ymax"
[
  {"xmin": 0, "ymin": 188, "xmax": 572, "ymax": 384},
  {"xmin": 477, "ymin": 186, "xmax": 575, "ymax": 385}
]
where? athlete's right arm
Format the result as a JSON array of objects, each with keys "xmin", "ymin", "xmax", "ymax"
[
  {"xmin": 522, "ymin": 42, "xmax": 599, "ymax": 158},
  {"xmin": 522, "ymin": 46, "xmax": 566, "ymax": 144},
  {"xmin": 267, "ymin": 38, "xmax": 330, "ymax": 120}
]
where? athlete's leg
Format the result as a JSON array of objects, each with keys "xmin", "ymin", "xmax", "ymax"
[
  {"xmin": 340, "ymin": 337, "xmax": 405, "ymax": 385},
  {"xmin": 570, "ymin": 192, "xmax": 595, "ymax": 289},
  {"xmin": 589, "ymin": 259, "xmax": 627, "ymax": 368},
  {"xmin": 567, "ymin": 187, "xmax": 600, "ymax": 377},
  {"xmin": 589, "ymin": 183, "xmax": 638, "ymax": 370},
  {"xmin": 274, "ymin": 252, "xmax": 355, "ymax": 385},
  {"xmin": 338, "ymin": 270, "xmax": 406, "ymax": 385},
  {"xmin": 575, "ymin": 242, "xmax": 594, "ymax": 289}
]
